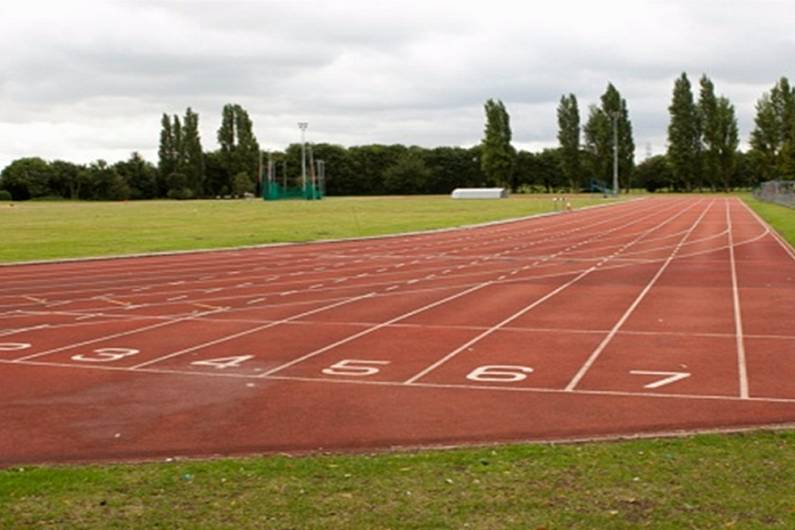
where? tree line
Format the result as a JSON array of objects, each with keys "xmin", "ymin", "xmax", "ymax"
[{"xmin": 1, "ymin": 73, "xmax": 794, "ymax": 201}]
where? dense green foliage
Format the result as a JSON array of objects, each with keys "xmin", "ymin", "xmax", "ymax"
[
  {"xmin": 584, "ymin": 83, "xmax": 635, "ymax": 192},
  {"xmin": 557, "ymin": 94, "xmax": 581, "ymax": 191},
  {"xmin": 2, "ymin": 74, "xmax": 794, "ymax": 200},
  {"xmin": 480, "ymin": 99, "xmax": 516, "ymax": 190}
]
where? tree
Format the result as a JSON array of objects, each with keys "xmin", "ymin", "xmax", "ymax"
[
  {"xmin": 634, "ymin": 155, "xmax": 672, "ymax": 192},
  {"xmin": 697, "ymin": 76, "xmax": 740, "ymax": 191},
  {"xmin": 182, "ymin": 108, "xmax": 204, "ymax": 196},
  {"xmin": 49, "ymin": 160, "xmax": 83, "ymax": 199},
  {"xmin": 667, "ymin": 73, "xmax": 701, "ymax": 191},
  {"xmin": 698, "ymin": 75, "xmax": 719, "ymax": 190},
  {"xmin": 584, "ymin": 83, "xmax": 634, "ymax": 192},
  {"xmin": 157, "ymin": 113, "xmax": 177, "ymax": 195},
  {"xmin": 480, "ymin": 99, "xmax": 516, "ymax": 189},
  {"xmin": 715, "ymin": 97, "xmax": 739, "ymax": 190},
  {"xmin": 217, "ymin": 104, "xmax": 260, "ymax": 196},
  {"xmin": 750, "ymin": 77, "xmax": 795, "ymax": 180},
  {"xmin": 383, "ymin": 150, "xmax": 431, "ymax": 194},
  {"xmin": 114, "ymin": 152, "xmax": 158, "ymax": 199},
  {"xmin": 557, "ymin": 94, "xmax": 581, "ymax": 191},
  {"xmin": 0, "ymin": 157, "xmax": 53, "ymax": 200}
]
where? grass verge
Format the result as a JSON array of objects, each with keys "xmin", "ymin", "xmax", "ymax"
[
  {"xmin": 2, "ymin": 431, "xmax": 795, "ymax": 529},
  {"xmin": 0, "ymin": 195, "xmax": 612, "ymax": 263},
  {"xmin": 742, "ymin": 195, "xmax": 795, "ymax": 247}
]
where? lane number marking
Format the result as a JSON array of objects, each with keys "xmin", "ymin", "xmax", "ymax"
[
  {"xmin": 322, "ymin": 359, "xmax": 390, "ymax": 377},
  {"xmin": 630, "ymin": 370, "xmax": 691, "ymax": 389},
  {"xmin": 0, "ymin": 342, "xmax": 32, "ymax": 351},
  {"xmin": 466, "ymin": 365, "xmax": 534, "ymax": 383},
  {"xmin": 72, "ymin": 348, "xmax": 140, "ymax": 363},
  {"xmin": 191, "ymin": 355, "xmax": 255, "ymax": 370}
]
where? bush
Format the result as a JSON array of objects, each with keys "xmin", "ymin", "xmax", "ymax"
[{"xmin": 0, "ymin": 190, "xmax": 11, "ymax": 201}]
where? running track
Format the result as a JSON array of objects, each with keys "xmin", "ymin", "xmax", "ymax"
[{"xmin": 2, "ymin": 197, "xmax": 795, "ymax": 465}]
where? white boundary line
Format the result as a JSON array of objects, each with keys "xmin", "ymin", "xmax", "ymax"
[
  {"xmin": 130, "ymin": 293, "xmax": 376, "ymax": 369},
  {"xmin": 564, "ymin": 199, "xmax": 714, "ymax": 392},
  {"xmin": 4, "ymin": 357, "xmax": 795, "ymax": 405},
  {"xmin": 256, "ymin": 200, "xmax": 690, "ymax": 379},
  {"xmin": 727, "ymin": 199, "xmax": 749, "ymax": 399},
  {"xmin": 405, "ymin": 199, "xmax": 702, "ymax": 385},
  {"xmin": 12, "ymin": 307, "xmax": 229, "ymax": 362}
]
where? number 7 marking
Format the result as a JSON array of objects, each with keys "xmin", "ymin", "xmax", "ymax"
[{"xmin": 630, "ymin": 370, "xmax": 691, "ymax": 389}]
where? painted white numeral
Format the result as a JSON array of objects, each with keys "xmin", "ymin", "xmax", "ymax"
[
  {"xmin": 322, "ymin": 359, "xmax": 390, "ymax": 377},
  {"xmin": 72, "ymin": 347, "xmax": 140, "ymax": 363},
  {"xmin": 191, "ymin": 355, "xmax": 254, "ymax": 370},
  {"xmin": 466, "ymin": 365, "xmax": 534, "ymax": 382},
  {"xmin": 0, "ymin": 342, "xmax": 31, "ymax": 351},
  {"xmin": 630, "ymin": 370, "xmax": 691, "ymax": 389}
]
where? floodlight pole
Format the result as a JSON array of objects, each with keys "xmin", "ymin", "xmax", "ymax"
[
  {"xmin": 298, "ymin": 122, "xmax": 308, "ymax": 193},
  {"xmin": 611, "ymin": 111, "xmax": 619, "ymax": 196}
]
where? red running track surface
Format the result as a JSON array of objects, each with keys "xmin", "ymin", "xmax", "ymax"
[{"xmin": 1, "ymin": 197, "xmax": 795, "ymax": 465}]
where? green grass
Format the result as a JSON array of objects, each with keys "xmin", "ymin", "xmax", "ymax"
[
  {"xmin": 0, "ymin": 195, "xmax": 612, "ymax": 263},
  {"xmin": 742, "ymin": 195, "xmax": 795, "ymax": 247},
  {"xmin": 2, "ymin": 431, "xmax": 795, "ymax": 529}
]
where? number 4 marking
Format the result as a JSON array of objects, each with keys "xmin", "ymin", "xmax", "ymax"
[
  {"xmin": 191, "ymin": 355, "xmax": 254, "ymax": 370},
  {"xmin": 630, "ymin": 370, "xmax": 691, "ymax": 389}
]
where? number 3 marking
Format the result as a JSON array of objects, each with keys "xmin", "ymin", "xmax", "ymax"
[{"xmin": 72, "ymin": 348, "xmax": 139, "ymax": 363}]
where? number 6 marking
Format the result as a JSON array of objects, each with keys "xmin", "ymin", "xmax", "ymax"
[
  {"xmin": 466, "ymin": 365, "xmax": 534, "ymax": 382},
  {"xmin": 322, "ymin": 359, "xmax": 390, "ymax": 377},
  {"xmin": 72, "ymin": 348, "xmax": 139, "ymax": 363}
]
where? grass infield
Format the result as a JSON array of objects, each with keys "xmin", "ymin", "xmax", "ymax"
[
  {"xmin": 1, "ymin": 195, "xmax": 795, "ymax": 528},
  {"xmin": 0, "ymin": 195, "xmax": 611, "ymax": 263}
]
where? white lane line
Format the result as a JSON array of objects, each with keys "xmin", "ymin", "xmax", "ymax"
[
  {"xmin": 167, "ymin": 295, "xmax": 188, "ymax": 301},
  {"xmin": 12, "ymin": 307, "xmax": 229, "ymax": 362},
  {"xmin": 564, "ymin": 200, "xmax": 714, "ymax": 392},
  {"xmin": 247, "ymin": 298, "xmax": 267, "ymax": 305},
  {"xmin": 7, "ymin": 357, "xmax": 795, "ymax": 405},
  {"xmin": 727, "ymin": 199, "xmax": 749, "ymax": 399},
  {"xmin": 405, "ymin": 199, "xmax": 701, "ymax": 386},
  {"xmin": 258, "ymin": 281, "xmax": 495, "ymax": 378},
  {"xmin": 130, "ymin": 293, "xmax": 375, "ymax": 369}
]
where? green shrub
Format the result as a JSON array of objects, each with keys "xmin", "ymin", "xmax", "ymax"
[{"xmin": 0, "ymin": 190, "xmax": 12, "ymax": 201}]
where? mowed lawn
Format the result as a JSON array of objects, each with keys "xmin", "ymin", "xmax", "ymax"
[{"xmin": 0, "ymin": 195, "xmax": 611, "ymax": 263}]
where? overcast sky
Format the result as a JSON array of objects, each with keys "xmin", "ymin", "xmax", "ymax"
[{"xmin": 1, "ymin": 0, "xmax": 793, "ymax": 171}]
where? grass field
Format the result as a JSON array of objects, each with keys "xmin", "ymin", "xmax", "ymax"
[
  {"xmin": 0, "ymin": 195, "xmax": 612, "ymax": 263},
  {"xmin": 2, "ymin": 194, "xmax": 795, "ymax": 529},
  {"xmin": 2, "ymin": 432, "xmax": 794, "ymax": 529}
]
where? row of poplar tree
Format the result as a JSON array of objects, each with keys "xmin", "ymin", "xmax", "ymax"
[{"xmin": 1, "ymin": 74, "xmax": 794, "ymax": 201}]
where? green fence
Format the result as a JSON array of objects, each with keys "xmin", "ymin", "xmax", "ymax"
[{"xmin": 262, "ymin": 181, "xmax": 323, "ymax": 201}]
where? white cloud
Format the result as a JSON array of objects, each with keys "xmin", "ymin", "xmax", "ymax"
[{"xmin": 1, "ymin": 0, "xmax": 793, "ymax": 169}]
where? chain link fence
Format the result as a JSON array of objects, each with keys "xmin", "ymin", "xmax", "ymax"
[{"xmin": 754, "ymin": 180, "xmax": 795, "ymax": 208}]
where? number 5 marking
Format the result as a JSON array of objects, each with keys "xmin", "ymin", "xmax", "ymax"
[{"xmin": 322, "ymin": 359, "xmax": 390, "ymax": 377}]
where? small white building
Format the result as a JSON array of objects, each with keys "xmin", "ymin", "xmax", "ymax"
[{"xmin": 451, "ymin": 188, "xmax": 508, "ymax": 199}]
